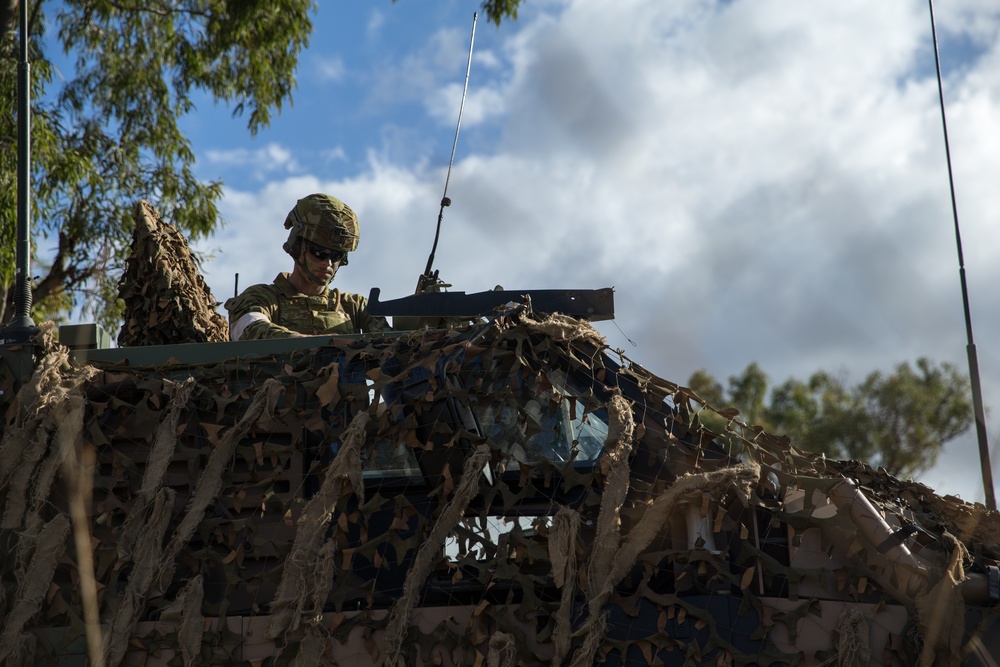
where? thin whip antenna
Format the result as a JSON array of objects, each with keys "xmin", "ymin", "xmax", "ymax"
[
  {"xmin": 423, "ymin": 11, "xmax": 478, "ymax": 279},
  {"xmin": 927, "ymin": 0, "xmax": 996, "ymax": 510}
]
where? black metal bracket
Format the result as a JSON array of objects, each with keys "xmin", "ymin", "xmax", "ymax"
[
  {"xmin": 367, "ymin": 287, "xmax": 615, "ymax": 321},
  {"xmin": 875, "ymin": 524, "xmax": 921, "ymax": 554}
]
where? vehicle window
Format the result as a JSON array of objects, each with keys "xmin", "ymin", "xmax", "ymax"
[
  {"xmin": 477, "ymin": 368, "xmax": 609, "ymax": 467},
  {"xmin": 365, "ymin": 354, "xmax": 612, "ymax": 479},
  {"xmin": 363, "ymin": 436, "xmax": 421, "ymax": 478}
]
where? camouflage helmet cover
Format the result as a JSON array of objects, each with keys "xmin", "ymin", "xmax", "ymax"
[{"xmin": 282, "ymin": 193, "xmax": 360, "ymax": 257}]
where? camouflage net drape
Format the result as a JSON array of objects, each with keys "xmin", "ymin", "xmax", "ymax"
[
  {"xmin": 1, "ymin": 312, "xmax": 1000, "ymax": 666},
  {"xmin": 117, "ymin": 200, "xmax": 229, "ymax": 347}
]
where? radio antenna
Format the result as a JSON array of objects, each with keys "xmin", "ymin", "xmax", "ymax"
[
  {"xmin": 5, "ymin": 0, "xmax": 37, "ymax": 342},
  {"xmin": 418, "ymin": 11, "xmax": 478, "ymax": 293},
  {"xmin": 927, "ymin": 0, "xmax": 996, "ymax": 510}
]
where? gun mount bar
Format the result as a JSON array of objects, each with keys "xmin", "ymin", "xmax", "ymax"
[{"xmin": 367, "ymin": 287, "xmax": 615, "ymax": 321}]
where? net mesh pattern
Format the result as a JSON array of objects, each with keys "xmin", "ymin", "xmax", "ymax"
[{"xmin": 1, "ymin": 314, "xmax": 999, "ymax": 666}]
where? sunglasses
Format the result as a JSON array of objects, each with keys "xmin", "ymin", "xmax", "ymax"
[{"xmin": 306, "ymin": 241, "xmax": 347, "ymax": 263}]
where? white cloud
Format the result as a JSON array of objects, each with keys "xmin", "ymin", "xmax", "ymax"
[
  {"xmin": 314, "ymin": 55, "xmax": 346, "ymax": 83},
  {"xmin": 322, "ymin": 147, "xmax": 348, "ymax": 162},
  {"xmin": 198, "ymin": 0, "xmax": 1000, "ymax": 502},
  {"xmin": 366, "ymin": 9, "xmax": 385, "ymax": 39},
  {"xmin": 473, "ymin": 49, "xmax": 502, "ymax": 71},
  {"xmin": 203, "ymin": 143, "xmax": 303, "ymax": 180},
  {"xmin": 425, "ymin": 83, "xmax": 506, "ymax": 127},
  {"xmin": 364, "ymin": 23, "xmax": 503, "ymax": 119}
]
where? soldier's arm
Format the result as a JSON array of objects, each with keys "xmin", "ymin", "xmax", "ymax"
[
  {"xmin": 341, "ymin": 292, "xmax": 390, "ymax": 334},
  {"xmin": 225, "ymin": 286, "xmax": 301, "ymax": 340}
]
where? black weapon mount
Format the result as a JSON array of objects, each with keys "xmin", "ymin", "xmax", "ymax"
[{"xmin": 367, "ymin": 287, "xmax": 615, "ymax": 322}]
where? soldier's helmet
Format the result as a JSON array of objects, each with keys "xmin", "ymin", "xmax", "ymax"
[{"xmin": 282, "ymin": 194, "xmax": 360, "ymax": 262}]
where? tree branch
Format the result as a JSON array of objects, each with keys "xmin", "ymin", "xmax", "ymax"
[
  {"xmin": 1, "ymin": 1, "xmax": 45, "ymax": 55},
  {"xmin": 101, "ymin": 0, "xmax": 209, "ymax": 19},
  {"xmin": 28, "ymin": 0, "xmax": 41, "ymax": 37},
  {"xmin": 32, "ymin": 230, "xmax": 73, "ymax": 304},
  {"xmin": 0, "ymin": 1, "xmax": 16, "ymax": 44}
]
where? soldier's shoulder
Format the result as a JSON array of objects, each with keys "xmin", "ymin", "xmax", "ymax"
[
  {"xmin": 332, "ymin": 289, "xmax": 369, "ymax": 314},
  {"xmin": 225, "ymin": 282, "xmax": 282, "ymax": 313},
  {"xmin": 337, "ymin": 289, "xmax": 367, "ymax": 305}
]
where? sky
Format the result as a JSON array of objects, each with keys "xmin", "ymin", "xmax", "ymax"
[{"xmin": 173, "ymin": 0, "xmax": 1000, "ymax": 502}]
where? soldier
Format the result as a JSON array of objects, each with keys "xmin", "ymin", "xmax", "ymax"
[{"xmin": 225, "ymin": 193, "xmax": 389, "ymax": 340}]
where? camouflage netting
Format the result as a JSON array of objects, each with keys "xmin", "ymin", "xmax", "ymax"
[
  {"xmin": 1, "ymin": 311, "xmax": 1000, "ymax": 666},
  {"xmin": 117, "ymin": 200, "xmax": 229, "ymax": 346}
]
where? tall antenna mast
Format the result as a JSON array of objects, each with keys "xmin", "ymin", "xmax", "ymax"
[
  {"xmin": 418, "ymin": 11, "xmax": 478, "ymax": 293},
  {"xmin": 927, "ymin": 0, "xmax": 996, "ymax": 510},
  {"xmin": 6, "ymin": 0, "xmax": 37, "ymax": 341}
]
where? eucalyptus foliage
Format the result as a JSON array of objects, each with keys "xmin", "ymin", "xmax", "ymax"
[
  {"xmin": 1, "ymin": 0, "xmax": 522, "ymax": 330},
  {"xmin": 0, "ymin": 0, "xmax": 316, "ymax": 328},
  {"xmin": 688, "ymin": 358, "xmax": 974, "ymax": 478},
  {"xmin": 392, "ymin": 0, "xmax": 522, "ymax": 26}
]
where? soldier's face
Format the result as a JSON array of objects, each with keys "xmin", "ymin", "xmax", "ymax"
[{"xmin": 298, "ymin": 243, "xmax": 343, "ymax": 285}]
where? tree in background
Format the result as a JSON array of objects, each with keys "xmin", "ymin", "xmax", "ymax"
[
  {"xmin": 407, "ymin": 0, "xmax": 523, "ymax": 25},
  {"xmin": 688, "ymin": 358, "xmax": 973, "ymax": 478},
  {"xmin": 0, "ymin": 0, "xmax": 523, "ymax": 329}
]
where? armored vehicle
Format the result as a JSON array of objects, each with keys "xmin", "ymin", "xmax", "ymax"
[{"xmin": 2, "ymin": 204, "xmax": 1000, "ymax": 667}]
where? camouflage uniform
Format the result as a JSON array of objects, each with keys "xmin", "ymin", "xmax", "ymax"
[{"xmin": 225, "ymin": 273, "xmax": 388, "ymax": 340}]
